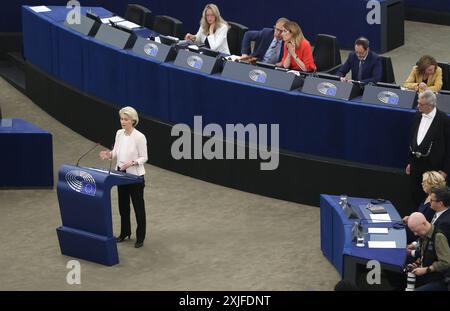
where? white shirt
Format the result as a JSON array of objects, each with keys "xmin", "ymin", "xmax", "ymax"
[
  {"xmin": 417, "ymin": 107, "xmax": 436, "ymax": 145},
  {"xmin": 111, "ymin": 128, "xmax": 148, "ymax": 176},
  {"xmin": 432, "ymin": 208, "xmax": 448, "ymax": 224},
  {"xmin": 194, "ymin": 23, "xmax": 230, "ymax": 55}
]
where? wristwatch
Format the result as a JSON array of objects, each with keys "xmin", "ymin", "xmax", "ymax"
[{"xmin": 426, "ymin": 266, "xmax": 432, "ymax": 274}]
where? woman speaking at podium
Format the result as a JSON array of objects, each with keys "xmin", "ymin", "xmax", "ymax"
[{"xmin": 99, "ymin": 106, "xmax": 148, "ymax": 248}]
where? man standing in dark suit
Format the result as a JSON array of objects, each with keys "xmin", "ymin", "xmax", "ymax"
[
  {"xmin": 240, "ymin": 17, "xmax": 288, "ymax": 64},
  {"xmin": 406, "ymin": 91, "xmax": 450, "ymax": 208},
  {"xmin": 336, "ymin": 37, "xmax": 381, "ymax": 84}
]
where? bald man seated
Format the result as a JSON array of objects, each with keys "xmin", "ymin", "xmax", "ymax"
[{"xmin": 406, "ymin": 212, "xmax": 450, "ymax": 291}]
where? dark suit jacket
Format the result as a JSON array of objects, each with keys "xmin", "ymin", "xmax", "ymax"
[
  {"xmin": 435, "ymin": 209, "xmax": 450, "ymax": 243},
  {"xmin": 240, "ymin": 28, "xmax": 283, "ymax": 62},
  {"xmin": 409, "ymin": 109, "xmax": 450, "ymax": 174},
  {"xmin": 336, "ymin": 50, "xmax": 382, "ymax": 84}
]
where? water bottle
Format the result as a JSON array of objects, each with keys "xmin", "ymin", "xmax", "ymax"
[{"xmin": 340, "ymin": 194, "xmax": 348, "ymax": 209}]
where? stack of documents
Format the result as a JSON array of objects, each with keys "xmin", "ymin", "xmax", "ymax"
[
  {"xmin": 30, "ymin": 6, "xmax": 51, "ymax": 13},
  {"xmin": 101, "ymin": 16, "xmax": 125, "ymax": 24},
  {"xmin": 369, "ymin": 214, "xmax": 391, "ymax": 223},
  {"xmin": 116, "ymin": 20, "xmax": 141, "ymax": 30}
]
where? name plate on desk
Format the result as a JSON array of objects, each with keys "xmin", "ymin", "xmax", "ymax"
[
  {"xmin": 302, "ymin": 76, "xmax": 362, "ymax": 100},
  {"xmin": 64, "ymin": 14, "xmax": 100, "ymax": 36},
  {"xmin": 173, "ymin": 49, "xmax": 222, "ymax": 74},
  {"xmin": 437, "ymin": 92, "xmax": 450, "ymax": 114},
  {"xmin": 221, "ymin": 61, "xmax": 303, "ymax": 91},
  {"xmin": 131, "ymin": 37, "xmax": 176, "ymax": 62},
  {"xmin": 94, "ymin": 24, "xmax": 136, "ymax": 49},
  {"xmin": 361, "ymin": 85, "xmax": 417, "ymax": 109}
]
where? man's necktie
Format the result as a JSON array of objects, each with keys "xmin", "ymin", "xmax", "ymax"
[
  {"xmin": 431, "ymin": 213, "xmax": 438, "ymax": 224},
  {"xmin": 357, "ymin": 60, "xmax": 363, "ymax": 81},
  {"xmin": 263, "ymin": 39, "xmax": 280, "ymax": 64}
]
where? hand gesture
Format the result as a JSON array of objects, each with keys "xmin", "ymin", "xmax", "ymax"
[
  {"xmin": 99, "ymin": 150, "xmax": 111, "ymax": 160},
  {"xmin": 209, "ymin": 23, "xmax": 215, "ymax": 35}
]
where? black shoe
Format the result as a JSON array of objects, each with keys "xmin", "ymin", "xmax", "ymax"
[
  {"xmin": 116, "ymin": 234, "xmax": 131, "ymax": 243},
  {"xmin": 135, "ymin": 241, "xmax": 144, "ymax": 248}
]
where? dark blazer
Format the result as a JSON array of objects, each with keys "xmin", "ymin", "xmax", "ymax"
[
  {"xmin": 240, "ymin": 28, "xmax": 283, "ymax": 62},
  {"xmin": 435, "ymin": 208, "xmax": 450, "ymax": 242},
  {"xmin": 409, "ymin": 109, "xmax": 450, "ymax": 174},
  {"xmin": 336, "ymin": 50, "xmax": 382, "ymax": 84}
]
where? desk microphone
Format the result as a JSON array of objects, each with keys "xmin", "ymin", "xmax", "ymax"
[
  {"xmin": 108, "ymin": 145, "xmax": 114, "ymax": 174},
  {"xmin": 76, "ymin": 142, "xmax": 100, "ymax": 167}
]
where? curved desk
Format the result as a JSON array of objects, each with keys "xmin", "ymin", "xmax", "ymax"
[
  {"xmin": 320, "ymin": 194, "xmax": 407, "ymax": 289},
  {"xmin": 22, "ymin": 6, "xmax": 416, "ymax": 212}
]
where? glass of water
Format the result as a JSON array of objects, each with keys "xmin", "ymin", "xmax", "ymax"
[{"xmin": 339, "ymin": 194, "xmax": 348, "ymax": 207}]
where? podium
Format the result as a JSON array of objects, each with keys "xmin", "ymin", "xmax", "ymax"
[{"xmin": 56, "ymin": 164, "xmax": 142, "ymax": 266}]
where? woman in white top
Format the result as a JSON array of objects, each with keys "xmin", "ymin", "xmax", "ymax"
[
  {"xmin": 185, "ymin": 3, "xmax": 230, "ymax": 55},
  {"xmin": 99, "ymin": 106, "xmax": 148, "ymax": 248}
]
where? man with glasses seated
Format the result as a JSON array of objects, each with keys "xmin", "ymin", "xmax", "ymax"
[
  {"xmin": 406, "ymin": 91, "xmax": 450, "ymax": 209},
  {"xmin": 240, "ymin": 17, "xmax": 289, "ymax": 64},
  {"xmin": 336, "ymin": 37, "xmax": 381, "ymax": 84}
]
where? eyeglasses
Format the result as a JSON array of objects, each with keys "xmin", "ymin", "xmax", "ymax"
[{"xmin": 430, "ymin": 199, "xmax": 441, "ymax": 203}]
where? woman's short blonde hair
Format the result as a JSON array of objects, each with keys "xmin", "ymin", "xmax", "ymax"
[
  {"xmin": 282, "ymin": 21, "xmax": 305, "ymax": 48},
  {"xmin": 119, "ymin": 106, "xmax": 139, "ymax": 127},
  {"xmin": 422, "ymin": 171, "xmax": 446, "ymax": 189},
  {"xmin": 200, "ymin": 3, "xmax": 228, "ymax": 35}
]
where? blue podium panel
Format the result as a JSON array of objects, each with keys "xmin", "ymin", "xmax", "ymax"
[
  {"xmin": 302, "ymin": 76, "xmax": 363, "ymax": 100},
  {"xmin": 130, "ymin": 37, "xmax": 177, "ymax": 63},
  {"xmin": 56, "ymin": 165, "xmax": 141, "ymax": 266},
  {"xmin": 320, "ymin": 194, "xmax": 406, "ymax": 277},
  {"xmin": 0, "ymin": 119, "xmax": 53, "ymax": 188},
  {"xmin": 173, "ymin": 49, "xmax": 223, "ymax": 75},
  {"xmin": 221, "ymin": 61, "xmax": 303, "ymax": 91},
  {"xmin": 362, "ymin": 85, "xmax": 418, "ymax": 110}
]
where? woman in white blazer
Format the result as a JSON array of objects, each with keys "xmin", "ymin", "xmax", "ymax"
[
  {"xmin": 185, "ymin": 3, "xmax": 230, "ymax": 55},
  {"xmin": 100, "ymin": 106, "xmax": 148, "ymax": 248}
]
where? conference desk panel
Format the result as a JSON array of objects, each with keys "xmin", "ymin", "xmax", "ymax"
[
  {"xmin": 22, "ymin": 5, "xmax": 415, "ymax": 169},
  {"xmin": 0, "ymin": 119, "xmax": 53, "ymax": 188},
  {"xmin": 10, "ymin": 1, "xmax": 403, "ymax": 52},
  {"xmin": 320, "ymin": 194, "xmax": 407, "ymax": 281}
]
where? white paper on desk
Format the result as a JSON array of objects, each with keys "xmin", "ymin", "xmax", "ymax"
[
  {"xmin": 368, "ymin": 241, "xmax": 396, "ymax": 248},
  {"xmin": 30, "ymin": 6, "xmax": 51, "ymax": 13},
  {"xmin": 101, "ymin": 16, "xmax": 125, "ymax": 24},
  {"xmin": 368, "ymin": 228, "xmax": 389, "ymax": 234},
  {"xmin": 116, "ymin": 20, "xmax": 141, "ymax": 30},
  {"xmin": 370, "ymin": 214, "xmax": 391, "ymax": 222}
]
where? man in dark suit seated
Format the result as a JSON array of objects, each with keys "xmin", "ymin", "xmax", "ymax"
[
  {"xmin": 406, "ymin": 91, "xmax": 450, "ymax": 208},
  {"xmin": 240, "ymin": 17, "xmax": 289, "ymax": 64},
  {"xmin": 336, "ymin": 37, "xmax": 381, "ymax": 84}
]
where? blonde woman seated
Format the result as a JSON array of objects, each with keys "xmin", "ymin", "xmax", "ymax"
[
  {"xmin": 184, "ymin": 3, "xmax": 230, "ymax": 55},
  {"xmin": 280, "ymin": 21, "xmax": 316, "ymax": 72},
  {"xmin": 403, "ymin": 55, "xmax": 443, "ymax": 93}
]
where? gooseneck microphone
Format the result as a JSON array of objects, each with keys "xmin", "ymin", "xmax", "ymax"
[{"xmin": 76, "ymin": 142, "xmax": 100, "ymax": 167}]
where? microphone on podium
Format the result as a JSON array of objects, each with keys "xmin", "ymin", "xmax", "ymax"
[
  {"xmin": 108, "ymin": 145, "xmax": 114, "ymax": 174},
  {"xmin": 76, "ymin": 142, "xmax": 100, "ymax": 167}
]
